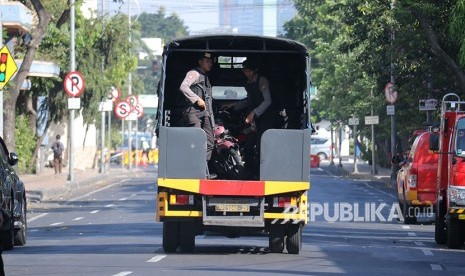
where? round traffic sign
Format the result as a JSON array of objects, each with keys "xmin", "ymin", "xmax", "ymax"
[
  {"xmin": 126, "ymin": 95, "xmax": 138, "ymax": 110},
  {"xmin": 64, "ymin": 71, "xmax": 85, "ymax": 97},
  {"xmin": 384, "ymin": 82, "xmax": 398, "ymax": 104},
  {"xmin": 133, "ymin": 103, "xmax": 144, "ymax": 118},
  {"xmin": 107, "ymin": 86, "xmax": 120, "ymax": 102},
  {"xmin": 114, "ymin": 101, "xmax": 131, "ymax": 119}
]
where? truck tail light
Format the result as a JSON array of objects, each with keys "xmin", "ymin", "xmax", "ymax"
[
  {"xmin": 408, "ymin": 167, "xmax": 417, "ymax": 189},
  {"xmin": 273, "ymin": 197, "xmax": 297, "ymax": 207},
  {"xmin": 169, "ymin": 194, "xmax": 194, "ymax": 205}
]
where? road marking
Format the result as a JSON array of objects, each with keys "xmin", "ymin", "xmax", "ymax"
[
  {"xmin": 408, "ymin": 232, "xmax": 416, "ymax": 237},
  {"xmin": 147, "ymin": 255, "xmax": 167, "ymax": 263},
  {"xmin": 49, "ymin": 222, "xmax": 64, "ymax": 226},
  {"xmin": 402, "ymin": 226, "xmax": 410, "ymax": 229},
  {"xmin": 73, "ymin": 217, "xmax": 84, "ymax": 221},
  {"xmin": 90, "ymin": 210, "xmax": 100, "ymax": 214},
  {"xmin": 422, "ymin": 249, "xmax": 433, "ymax": 256},
  {"xmin": 27, "ymin": 213, "xmax": 48, "ymax": 223},
  {"xmin": 67, "ymin": 179, "xmax": 129, "ymax": 203},
  {"xmin": 119, "ymin": 197, "xmax": 128, "ymax": 201},
  {"xmin": 415, "ymin": 241, "xmax": 425, "ymax": 246},
  {"xmin": 197, "ymin": 235, "xmax": 206, "ymax": 239},
  {"xmin": 112, "ymin": 272, "xmax": 132, "ymax": 276},
  {"xmin": 363, "ymin": 182, "xmax": 397, "ymax": 199},
  {"xmin": 430, "ymin": 264, "xmax": 442, "ymax": 271},
  {"xmin": 130, "ymin": 193, "xmax": 137, "ymax": 197},
  {"xmin": 105, "ymin": 204, "xmax": 115, "ymax": 208}
]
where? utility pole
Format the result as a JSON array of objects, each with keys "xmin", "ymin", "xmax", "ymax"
[
  {"xmin": 68, "ymin": 0, "xmax": 76, "ymax": 182},
  {"xmin": 371, "ymin": 87, "xmax": 377, "ymax": 175},
  {"xmin": 127, "ymin": 0, "xmax": 133, "ymax": 170},
  {"xmin": 389, "ymin": 0, "xmax": 397, "ymax": 185}
]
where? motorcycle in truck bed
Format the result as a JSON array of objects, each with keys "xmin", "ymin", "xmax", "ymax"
[{"xmin": 155, "ymin": 35, "xmax": 311, "ymax": 254}]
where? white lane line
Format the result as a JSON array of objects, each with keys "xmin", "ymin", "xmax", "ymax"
[
  {"xmin": 90, "ymin": 210, "xmax": 100, "ymax": 214},
  {"xmin": 49, "ymin": 222, "xmax": 64, "ymax": 226},
  {"xmin": 73, "ymin": 217, "xmax": 84, "ymax": 221},
  {"xmin": 67, "ymin": 179, "xmax": 129, "ymax": 203},
  {"xmin": 415, "ymin": 241, "xmax": 425, "ymax": 246},
  {"xmin": 430, "ymin": 264, "xmax": 442, "ymax": 271},
  {"xmin": 119, "ymin": 197, "xmax": 128, "ymax": 201},
  {"xmin": 105, "ymin": 204, "xmax": 115, "ymax": 208},
  {"xmin": 130, "ymin": 193, "xmax": 137, "ymax": 197},
  {"xmin": 422, "ymin": 249, "xmax": 433, "ymax": 256},
  {"xmin": 147, "ymin": 255, "xmax": 167, "ymax": 263},
  {"xmin": 363, "ymin": 182, "xmax": 397, "ymax": 199},
  {"xmin": 112, "ymin": 272, "xmax": 132, "ymax": 276},
  {"xmin": 408, "ymin": 232, "xmax": 416, "ymax": 237},
  {"xmin": 402, "ymin": 225, "xmax": 410, "ymax": 229},
  {"xmin": 27, "ymin": 213, "xmax": 48, "ymax": 223}
]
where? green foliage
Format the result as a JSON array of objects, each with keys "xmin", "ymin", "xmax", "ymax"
[
  {"xmin": 287, "ymin": 0, "xmax": 463, "ymax": 146},
  {"xmin": 137, "ymin": 8, "xmax": 189, "ymax": 40},
  {"xmin": 15, "ymin": 115, "xmax": 36, "ymax": 174}
]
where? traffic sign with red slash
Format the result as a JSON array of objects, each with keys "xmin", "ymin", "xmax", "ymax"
[
  {"xmin": 114, "ymin": 101, "xmax": 131, "ymax": 119},
  {"xmin": 64, "ymin": 71, "xmax": 85, "ymax": 97}
]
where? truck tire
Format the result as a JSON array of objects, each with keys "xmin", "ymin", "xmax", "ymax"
[
  {"xmin": 446, "ymin": 215, "xmax": 463, "ymax": 249},
  {"xmin": 402, "ymin": 193, "xmax": 417, "ymax": 224},
  {"xmin": 163, "ymin": 221, "xmax": 180, "ymax": 253},
  {"xmin": 14, "ymin": 196, "xmax": 27, "ymax": 246},
  {"xmin": 286, "ymin": 224, "xmax": 302, "ymax": 254},
  {"xmin": 179, "ymin": 221, "xmax": 195, "ymax": 253},
  {"xmin": 435, "ymin": 205, "xmax": 447, "ymax": 245},
  {"xmin": 269, "ymin": 225, "xmax": 285, "ymax": 253}
]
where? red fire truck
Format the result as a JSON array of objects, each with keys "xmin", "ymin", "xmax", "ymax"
[
  {"xmin": 430, "ymin": 93, "xmax": 465, "ymax": 248},
  {"xmin": 155, "ymin": 35, "xmax": 311, "ymax": 254}
]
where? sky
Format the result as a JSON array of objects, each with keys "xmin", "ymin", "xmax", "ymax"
[{"xmin": 102, "ymin": 0, "xmax": 220, "ymax": 33}]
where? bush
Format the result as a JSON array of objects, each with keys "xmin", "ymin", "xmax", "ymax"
[{"xmin": 15, "ymin": 115, "xmax": 36, "ymax": 174}]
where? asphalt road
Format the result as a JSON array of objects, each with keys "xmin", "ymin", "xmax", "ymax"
[{"xmin": 4, "ymin": 166, "xmax": 465, "ymax": 275}]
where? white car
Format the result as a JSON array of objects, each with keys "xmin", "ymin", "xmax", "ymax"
[{"xmin": 310, "ymin": 137, "xmax": 332, "ymax": 160}]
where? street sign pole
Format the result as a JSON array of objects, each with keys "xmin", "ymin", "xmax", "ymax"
[{"xmin": 68, "ymin": 0, "xmax": 75, "ymax": 182}]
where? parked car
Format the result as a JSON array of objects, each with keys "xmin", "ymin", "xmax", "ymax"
[
  {"xmin": 395, "ymin": 131, "xmax": 438, "ymax": 224},
  {"xmin": 310, "ymin": 137, "xmax": 332, "ymax": 160},
  {"xmin": 0, "ymin": 136, "xmax": 27, "ymax": 249}
]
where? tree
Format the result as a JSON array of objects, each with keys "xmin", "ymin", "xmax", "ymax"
[
  {"xmin": 137, "ymin": 7, "xmax": 188, "ymax": 41},
  {"xmin": 284, "ymin": 0, "xmax": 465, "ymax": 165}
]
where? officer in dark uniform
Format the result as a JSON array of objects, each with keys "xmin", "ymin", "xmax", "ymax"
[
  {"xmin": 224, "ymin": 58, "xmax": 277, "ymax": 178},
  {"xmin": 179, "ymin": 52, "xmax": 215, "ymax": 175}
]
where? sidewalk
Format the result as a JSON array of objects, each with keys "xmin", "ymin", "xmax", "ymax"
[
  {"xmin": 21, "ymin": 166, "xmax": 143, "ymax": 202},
  {"xmin": 320, "ymin": 157, "xmax": 395, "ymax": 188}
]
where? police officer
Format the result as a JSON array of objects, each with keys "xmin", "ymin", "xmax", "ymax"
[
  {"xmin": 179, "ymin": 52, "xmax": 215, "ymax": 175},
  {"xmin": 223, "ymin": 58, "xmax": 277, "ymax": 178}
]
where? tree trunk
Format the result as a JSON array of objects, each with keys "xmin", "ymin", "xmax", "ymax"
[{"xmin": 3, "ymin": 0, "xmax": 51, "ymax": 151}]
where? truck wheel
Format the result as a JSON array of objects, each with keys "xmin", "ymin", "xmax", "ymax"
[
  {"xmin": 269, "ymin": 225, "xmax": 285, "ymax": 253},
  {"xmin": 14, "ymin": 196, "xmax": 27, "ymax": 246},
  {"xmin": 402, "ymin": 197, "xmax": 417, "ymax": 224},
  {"xmin": 435, "ymin": 213, "xmax": 447, "ymax": 245},
  {"xmin": 446, "ymin": 215, "xmax": 463, "ymax": 249},
  {"xmin": 163, "ymin": 221, "xmax": 180, "ymax": 253},
  {"xmin": 179, "ymin": 221, "xmax": 196, "ymax": 253},
  {"xmin": 286, "ymin": 224, "xmax": 302, "ymax": 254}
]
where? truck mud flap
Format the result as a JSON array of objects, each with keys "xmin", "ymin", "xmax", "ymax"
[
  {"xmin": 158, "ymin": 126, "xmax": 207, "ymax": 179},
  {"xmin": 261, "ymin": 129, "xmax": 311, "ymax": 181}
]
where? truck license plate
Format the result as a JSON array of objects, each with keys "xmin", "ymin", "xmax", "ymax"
[{"xmin": 215, "ymin": 204, "xmax": 250, "ymax": 212}]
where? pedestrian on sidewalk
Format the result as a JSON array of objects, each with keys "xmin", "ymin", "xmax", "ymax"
[{"xmin": 52, "ymin": 135, "xmax": 65, "ymax": 174}]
